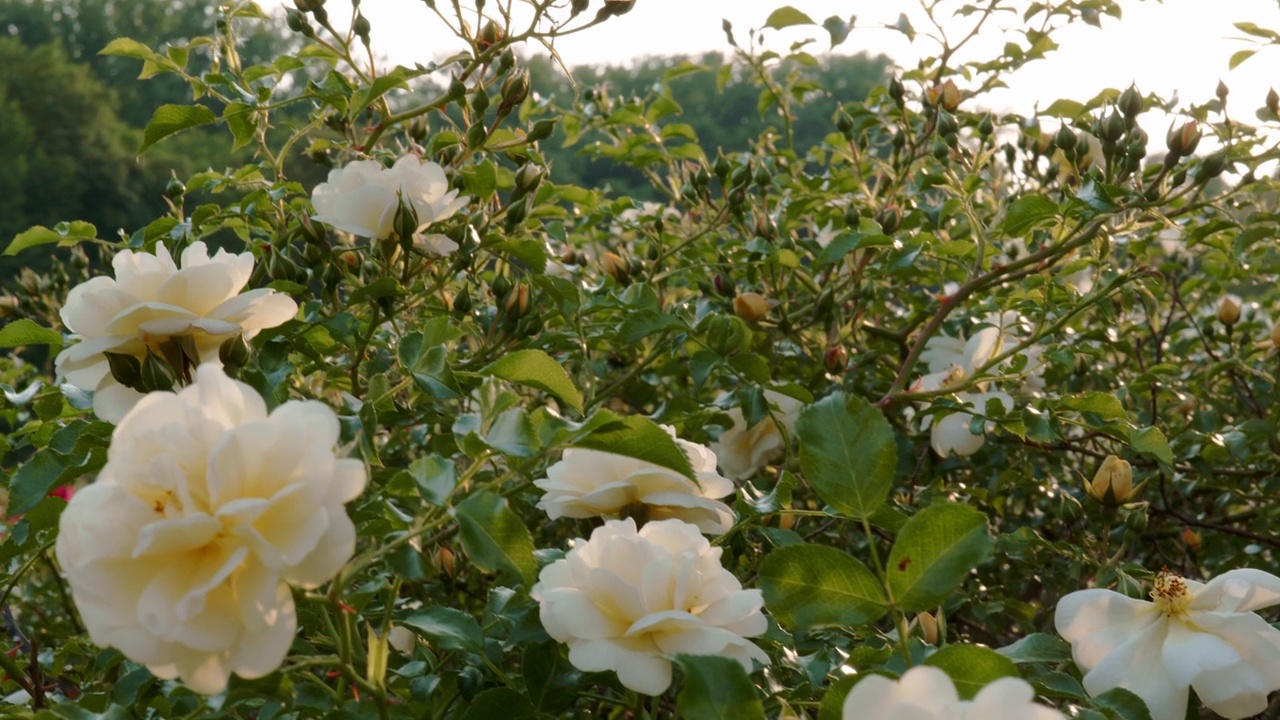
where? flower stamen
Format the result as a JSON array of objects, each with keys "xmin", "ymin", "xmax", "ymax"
[{"xmin": 1151, "ymin": 569, "xmax": 1192, "ymax": 618}]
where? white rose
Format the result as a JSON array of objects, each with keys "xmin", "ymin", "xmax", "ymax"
[
  {"xmin": 927, "ymin": 390, "xmax": 1013, "ymax": 458},
  {"xmin": 840, "ymin": 666, "xmax": 1064, "ymax": 720},
  {"xmin": 1056, "ymin": 568, "xmax": 1280, "ymax": 720},
  {"xmin": 55, "ymin": 364, "xmax": 367, "ymax": 694},
  {"xmin": 54, "ymin": 241, "xmax": 297, "ymax": 423},
  {"xmin": 535, "ymin": 427, "xmax": 735, "ymax": 535},
  {"xmin": 710, "ymin": 390, "xmax": 803, "ymax": 481},
  {"xmin": 311, "ymin": 155, "xmax": 469, "ymax": 252},
  {"xmin": 531, "ymin": 518, "xmax": 769, "ymax": 695}
]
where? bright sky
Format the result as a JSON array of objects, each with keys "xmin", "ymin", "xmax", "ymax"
[{"xmin": 343, "ymin": 0, "xmax": 1280, "ymax": 118}]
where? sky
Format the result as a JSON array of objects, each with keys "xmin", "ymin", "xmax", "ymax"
[{"xmin": 340, "ymin": 0, "xmax": 1280, "ymax": 120}]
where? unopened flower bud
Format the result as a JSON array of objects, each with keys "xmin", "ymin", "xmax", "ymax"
[
  {"xmin": 1100, "ymin": 110, "xmax": 1126, "ymax": 144},
  {"xmin": 138, "ymin": 350, "xmax": 176, "ymax": 393},
  {"xmin": 733, "ymin": 292, "xmax": 770, "ymax": 323},
  {"xmin": 1268, "ymin": 87, "xmax": 1280, "ymax": 117},
  {"xmin": 703, "ymin": 314, "xmax": 751, "ymax": 356},
  {"xmin": 1216, "ymin": 79, "xmax": 1229, "ymax": 104},
  {"xmin": 477, "ymin": 19, "xmax": 504, "ymax": 48},
  {"xmin": 713, "ymin": 273, "xmax": 735, "ymax": 298},
  {"xmin": 1088, "ymin": 455, "xmax": 1134, "ymax": 505},
  {"xmin": 888, "ymin": 77, "xmax": 905, "ymax": 108},
  {"xmin": 928, "ymin": 79, "xmax": 960, "ymax": 111},
  {"xmin": 936, "ymin": 110, "xmax": 959, "ymax": 137},
  {"xmin": 104, "ymin": 351, "xmax": 144, "ymax": 391},
  {"xmin": 514, "ymin": 163, "xmax": 543, "ymax": 195},
  {"xmin": 836, "ymin": 112, "xmax": 854, "ymax": 137},
  {"xmin": 1166, "ymin": 120, "xmax": 1201, "ymax": 158},
  {"xmin": 218, "ymin": 334, "xmax": 251, "ymax": 369},
  {"xmin": 875, "ymin": 205, "xmax": 902, "ymax": 234},
  {"xmin": 977, "ymin": 113, "xmax": 994, "ymax": 137},
  {"xmin": 1119, "ymin": 84, "xmax": 1144, "ymax": 119},
  {"xmin": 1055, "ymin": 124, "xmax": 1077, "ymax": 152},
  {"xmin": 601, "ymin": 251, "xmax": 630, "ymax": 284},
  {"xmin": 916, "ymin": 611, "xmax": 939, "ymax": 645},
  {"xmin": 713, "ymin": 151, "xmax": 731, "ymax": 180},
  {"xmin": 503, "ymin": 282, "xmax": 530, "ymax": 318},
  {"xmin": 526, "ymin": 118, "xmax": 557, "ymax": 143},
  {"xmin": 1195, "ymin": 149, "xmax": 1229, "ymax": 183},
  {"xmin": 392, "ymin": 196, "xmax": 418, "ymax": 241},
  {"xmin": 824, "ymin": 346, "xmax": 848, "ymax": 374},
  {"xmin": 501, "ymin": 69, "xmax": 530, "ymax": 110},
  {"xmin": 353, "ymin": 12, "xmax": 371, "ymax": 46},
  {"xmin": 165, "ymin": 175, "xmax": 186, "ymax": 200},
  {"xmin": 1217, "ymin": 296, "xmax": 1241, "ymax": 326},
  {"xmin": 1181, "ymin": 527, "xmax": 1202, "ymax": 553},
  {"xmin": 432, "ymin": 546, "xmax": 457, "ymax": 578}
]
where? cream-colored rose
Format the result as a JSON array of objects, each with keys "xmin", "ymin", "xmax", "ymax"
[
  {"xmin": 54, "ymin": 242, "xmax": 297, "ymax": 423},
  {"xmin": 531, "ymin": 518, "xmax": 768, "ymax": 695},
  {"xmin": 710, "ymin": 391, "xmax": 803, "ymax": 481},
  {"xmin": 55, "ymin": 364, "xmax": 366, "ymax": 694},
  {"xmin": 840, "ymin": 666, "xmax": 1064, "ymax": 720},
  {"xmin": 535, "ymin": 427, "xmax": 734, "ymax": 535},
  {"xmin": 1057, "ymin": 569, "xmax": 1280, "ymax": 720},
  {"xmin": 311, "ymin": 155, "xmax": 469, "ymax": 251}
]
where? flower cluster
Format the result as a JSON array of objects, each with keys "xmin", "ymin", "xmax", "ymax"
[
  {"xmin": 531, "ymin": 518, "xmax": 769, "ymax": 695},
  {"xmin": 55, "ymin": 242, "xmax": 297, "ymax": 423},
  {"xmin": 55, "ymin": 365, "xmax": 366, "ymax": 693}
]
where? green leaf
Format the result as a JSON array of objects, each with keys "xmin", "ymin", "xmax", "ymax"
[
  {"xmin": 674, "ymin": 655, "xmax": 765, "ymax": 720},
  {"xmin": 569, "ymin": 411, "xmax": 695, "ymax": 480},
  {"xmin": 98, "ymin": 37, "xmax": 159, "ymax": 60},
  {"xmin": 454, "ymin": 491, "xmax": 537, "ymax": 586},
  {"xmin": 886, "ymin": 504, "xmax": 993, "ymax": 612},
  {"xmin": 401, "ymin": 455, "xmax": 456, "ymax": 506},
  {"xmin": 1229, "ymin": 48, "xmax": 1257, "ymax": 70},
  {"xmin": 460, "ymin": 688, "xmax": 537, "ymax": 720},
  {"xmin": 764, "ymin": 6, "xmax": 816, "ymax": 30},
  {"xmin": 1091, "ymin": 687, "xmax": 1153, "ymax": 720},
  {"xmin": 0, "ymin": 319, "xmax": 63, "ymax": 348},
  {"xmin": 1059, "ymin": 392, "xmax": 1127, "ymax": 421},
  {"xmin": 923, "ymin": 644, "xmax": 1018, "ymax": 699},
  {"xmin": 1129, "ymin": 426, "xmax": 1173, "ymax": 466},
  {"xmin": 759, "ymin": 544, "xmax": 887, "ymax": 630},
  {"xmin": 481, "ymin": 349, "xmax": 584, "ymax": 414},
  {"xmin": 823, "ymin": 15, "xmax": 852, "ymax": 48},
  {"xmin": 223, "ymin": 102, "xmax": 258, "ymax": 150},
  {"xmin": 6, "ymin": 221, "xmax": 98, "ymax": 256},
  {"xmin": 352, "ymin": 65, "xmax": 426, "ymax": 118},
  {"xmin": 996, "ymin": 633, "xmax": 1073, "ymax": 663},
  {"xmin": 139, "ymin": 104, "xmax": 218, "ymax": 153},
  {"xmin": 795, "ymin": 392, "xmax": 896, "ymax": 519},
  {"xmin": 5, "ymin": 226, "xmax": 60, "ymax": 255},
  {"xmin": 1001, "ymin": 195, "xmax": 1059, "ymax": 236},
  {"xmin": 401, "ymin": 606, "xmax": 486, "ymax": 654}
]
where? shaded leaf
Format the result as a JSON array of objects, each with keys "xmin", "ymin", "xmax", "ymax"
[{"xmin": 759, "ymin": 544, "xmax": 887, "ymax": 630}]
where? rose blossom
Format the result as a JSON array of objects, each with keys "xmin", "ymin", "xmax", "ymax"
[
  {"xmin": 1055, "ymin": 568, "xmax": 1280, "ymax": 720},
  {"xmin": 535, "ymin": 427, "xmax": 735, "ymax": 535},
  {"xmin": 531, "ymin": 518, "xmax": 769, "ymax": 695},
  {"xmin": 710, "ymin": 390, "xmax": 803, "ymax": 481},
  {"xmin": 54, "ymin": 241, "xmax": 297, "ymax": 423},
  {"xmin": 840, "ymin": 666, "xmax": 1064, "ymax": 720},
  {"xmin": 55, "ymin": 364, "xmax": 367, "ymax": 694},
  {"xmin": 310, "ymin": 155, "xmax": 469, "ymax": 254}
]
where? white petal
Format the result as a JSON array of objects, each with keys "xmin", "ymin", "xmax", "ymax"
[{"xmin": 1055, "ymin": 589, "xmax": 1159, "ymax": 670}]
